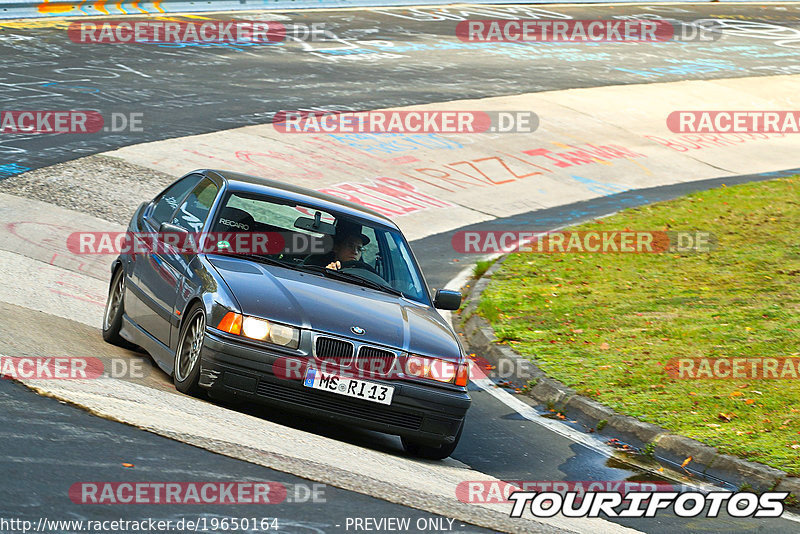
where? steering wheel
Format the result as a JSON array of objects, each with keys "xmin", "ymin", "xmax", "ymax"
[
  {"xmin": 340, "ymin": 260, "xmax": 378, "ymax": 274},
  {"xmin": 339, "ymin": 260, "xmax": 388, "ymax": 285}
]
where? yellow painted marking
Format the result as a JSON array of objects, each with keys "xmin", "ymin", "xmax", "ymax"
[
  {"xmin": 153, "ymin": 0, "xmax": 165, "ymax": 14},
  {"xmin": 0, "ymin": 18, "xmax": 72, "ymax": 28},
  {"xmin": 154, "ymin": 15, "xmax": 193, "ymax": 21},
  {"xmin": 93, "ymin": 0, "xmax": 109, "ymax": 15},
  {"xmin": 558, "ymin": 135, "xmax": 652, "ymax": 174},
  {"xmin": 562, "ymin": 135, "xmax": 612, "ymax": 166},
  {"xmin": 37, "ymin": 0, "xmax": 75, "ymax": 14},
  {"xmin": 116, "ymin": 1, "xmax": 129, "ymax": 14},
  {"xmin": 625, "ymin": 156, "xmax": 652, "ymax": 175}
]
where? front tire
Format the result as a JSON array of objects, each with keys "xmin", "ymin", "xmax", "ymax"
[
  {"xmin": 173, "ymin": 304, "xmax": 205, "ymax": 396},
  {"xmin": 102, "ymin": 268, "xmax": 134, "ymax": 349},
  {"xmin": 402, "ymin": 420, "xmax": 464, "ymax": 460}
]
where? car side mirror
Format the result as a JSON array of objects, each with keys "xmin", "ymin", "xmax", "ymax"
[{"xmin": 433, "ymin": 289, "xmax": 462, "ymax": 311}]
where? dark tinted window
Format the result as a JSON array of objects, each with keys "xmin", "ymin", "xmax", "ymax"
[
  {"xmin": 171, "ymin": 178, "xmax": 219, "ymax": 232},
  {"xmin": 150, "ymin": 174, "xmax": 202, "ymax": 226}
]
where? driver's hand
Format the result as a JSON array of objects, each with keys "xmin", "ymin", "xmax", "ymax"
[{"xmin": 326, "ymin": 261, "xmax": 341, "ymax": 270}]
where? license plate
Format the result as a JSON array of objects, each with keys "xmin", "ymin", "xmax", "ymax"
[{"xmin": 303, "ymin": 369, "xmax": 394, "ymax": 405}]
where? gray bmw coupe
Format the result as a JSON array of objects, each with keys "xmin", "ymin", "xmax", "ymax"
[{"xmin": 102, "ymin": 169, "xmax": 471, "ymax": 459}]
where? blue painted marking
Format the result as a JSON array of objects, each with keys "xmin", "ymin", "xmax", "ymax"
[
  {"xmin": 0, "ymin": 164, "xmax": 32, "ymax": 180},
  {"xmin": 41, "ymin": 83, "xmax": 100, "ymax": 93},
  {"xmin": 329, "ymin": 133, "xmax": 462, "ymax": 154},
  {"xmin": 570, "ymin": 175, "xmax": 629, "ymax": 195}
]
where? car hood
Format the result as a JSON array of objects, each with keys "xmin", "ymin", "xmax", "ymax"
[{"xmin": 208, "ymin": 257, "xmax": 462, "ymax": 361}]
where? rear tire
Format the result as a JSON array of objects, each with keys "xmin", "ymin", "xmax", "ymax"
[
  {"xmin": 173, "ymin": 304, "xmax": 205, "ymax": 396},
  {"xmin": 402, "ymin": 420, "xmax": 464, "ymax": 460},
  {"xmin": 102, "ymin": 268, "xmax": 135, "ymax": 349}
]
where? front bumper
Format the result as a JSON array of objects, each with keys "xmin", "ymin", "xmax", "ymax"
[{"xmin": 199, "ymin": 331, "xmax": 471, "ymax": 445}]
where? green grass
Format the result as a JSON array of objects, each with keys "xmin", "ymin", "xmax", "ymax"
[
  {"xmin": 473, "ymin": 258, "xmax": 498, "ymax": 279},
  {"xmin": 479, "ymin": 176, "xmax": 800, "ymax": 474}
]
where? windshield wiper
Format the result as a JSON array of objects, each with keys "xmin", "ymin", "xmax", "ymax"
[
  {"xmin": 298, "ymin": 265, "xmax": 404, "ymax": 297},
  {"xmin": 221, "ymin": 253, "xmax": 311, "ymax": 274}
]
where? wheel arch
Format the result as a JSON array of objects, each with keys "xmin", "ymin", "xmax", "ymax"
[
  {"xmin": 109, "ymin": 259, "xmax": 123, "ymax": 285},
  {"xmin": 180, "ymin": 296, "xmax": 207, "ymax": 331}
]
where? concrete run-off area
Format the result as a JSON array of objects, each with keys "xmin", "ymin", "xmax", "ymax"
[{"xmin": 1, "ymin": 71, "xmax": 799, "ymax": 532}]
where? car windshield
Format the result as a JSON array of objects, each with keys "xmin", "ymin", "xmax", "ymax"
[{"xmin": 209, "ymin": 192, "xmax": 430, "ymax": 304}]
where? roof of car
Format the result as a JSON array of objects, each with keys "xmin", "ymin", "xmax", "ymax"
[{"xmin": 203, "ymin": 169, "xmax": 397, "ymax": 228}]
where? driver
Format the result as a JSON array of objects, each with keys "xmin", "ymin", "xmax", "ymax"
[{"xmin": 326, "ymin": 225, "xmax": 370, "ymax": 271}]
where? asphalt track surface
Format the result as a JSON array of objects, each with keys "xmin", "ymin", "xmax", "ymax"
[
  {"xmin": 2, "ymin": 3, "xmax": 800, "ymax": 172},
  {"xmin": 2, "ymin": 3, "xmax": 800, "ymax": 533},
  {"xmin": 0, "ymin": 378, "xmax": 491, "ymax": 534}
]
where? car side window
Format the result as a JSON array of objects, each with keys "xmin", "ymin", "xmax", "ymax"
[
  {"xmin": 384, "ymin": 234, "xmax": 406, "ymax": 285},
  {"xmin": 171, "ymin": 178, "xmax": 220, "ymax": 232},
  {"xmin": 360, "ymin": 227, "xmax": 378, "ymax": 267},
  {"xmin": 384, "ymin": 232, "xmax": 424, "ymax": 299},
  {"xmin": 150, "ymin": 174, "xmax": 202, "ymax": 227}
]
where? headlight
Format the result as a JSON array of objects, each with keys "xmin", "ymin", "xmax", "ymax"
[
  {"xmin": 406, "ymin": 355, "xmax": 469, "ymax": 387},
  {"xmin": 242, "ymin": 316, "xmax": 270, "ymax": 340},
  {"xmin": 218, "ymin": 312, "xmax": 300, "ymax": 349},
  {"xmin": 268, "ymin": 322, "xmax": 298, "ymax": 346}
]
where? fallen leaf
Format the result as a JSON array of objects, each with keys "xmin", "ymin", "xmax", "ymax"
[
  {"xmin": 718, "ymin": 413, "xmax": 735, "ymax": 422},
  {"xmin": 681, "ymin": 456, "xmax": 693, "ymax": 468},
  {"xmin": 122, "ymin": 463, "xmax": 134, "ymax": 468},
  {"xmin": 730, "ymin": 391, "xmax": 743, "ymax": 397},
  {"xmin": 599, "ymin": 342, "xmax": 610, "ymax": 350},
  {"xmin": 745, "ymin": 399, "xmax": 755, "ymax": 405}
]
